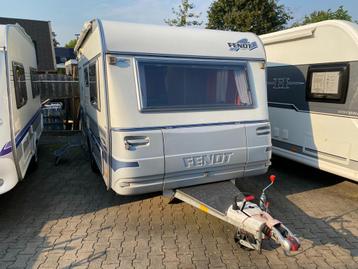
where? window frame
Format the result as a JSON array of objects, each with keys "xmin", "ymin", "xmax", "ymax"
[
  {"xmin": 306, "ymin": 63, "xmax": 349, "ymax": 104},
  {"xmin": 12, "ymin": 61, "xmax": 28, "ymax": 109},
  {"xmin": 30, "ymin": 67, "xmax": 40, "ymax": 98},
  {"xmin": 134, "ymin": 57, "xmax": 254, "ymax": 113},
  {"xmin": 84, "ymin": 65, "xmax": 89, "ymax": 87},
  {"xmin": 88, "ymin": 59, "xmax": 101, "ymax": 111}
]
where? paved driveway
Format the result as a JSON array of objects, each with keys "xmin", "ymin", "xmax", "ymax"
[{"xmin": 0, "ymin": 136, "xmax": 357, "ymax": 268}]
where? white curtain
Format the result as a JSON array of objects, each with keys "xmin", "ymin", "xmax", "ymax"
[{"xmin": 234, "ymin": 69, "xmax": 251, "ymax": 105}]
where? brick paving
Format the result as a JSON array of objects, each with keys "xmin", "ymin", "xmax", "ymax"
[{"xmin": 0, "ymin": 137, "xmax": 357, "ymax": 268}]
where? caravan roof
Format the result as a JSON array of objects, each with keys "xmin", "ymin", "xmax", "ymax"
[
  {"xmin": 260, "ymin": 20, "xmax": 358, "ymax": 65},
  {"xmin": 0, "ymin": 24, "xmax": 33, "ymax": 49},
  {"xmin": 75, "ymin": 19, "xmax": 265, "ymax": 60}
]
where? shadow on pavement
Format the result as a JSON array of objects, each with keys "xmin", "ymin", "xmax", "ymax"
[
  {"xmin": 0, "ymin": 137, "xmax": 357, "ymax": 268},
  {"xmin": 236, "ymin": 155, "xmax": 358, "ymax": 259}
]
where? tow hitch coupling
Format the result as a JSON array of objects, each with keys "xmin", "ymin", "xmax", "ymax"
[{"xmin": 230, "ymin": 175, "xmax": 300, "ymax": 254}]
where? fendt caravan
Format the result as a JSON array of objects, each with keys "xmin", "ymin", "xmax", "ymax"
[
  {"xmin": 0, "ymin": 24, "xmax": 42, "ymax": 194},
  {"xmin": 261, "ymin": 20, "xmax": 358, "ymax": 182},
  {"xmin": 75, "ymin": 19, "xmax": 300, "ymax": 253}
]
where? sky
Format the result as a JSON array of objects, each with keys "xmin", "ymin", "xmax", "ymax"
[{"xmin": 0, "ymin": 0, "xmax": 357, "ymax": 46}]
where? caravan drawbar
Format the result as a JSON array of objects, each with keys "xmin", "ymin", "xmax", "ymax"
[
  {"xmin": 75, "ymin": 19, "xmax": 300, "ymax": 253},
  {"xmin": 0, "ymin": 24, "xmax": 42, "ymax": 194}
]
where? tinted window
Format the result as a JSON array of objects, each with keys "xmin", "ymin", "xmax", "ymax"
[
  {"xmin": 13, "ymin": 63, "xmax": 28, "ymax": 109},
  {"xmin": 30, "ymin": 68, "xmax": 40, "ymax": 98},
  {"xmin": 138, "ymin": 61, "xmax": 252, "ymax": 111},
  {"xmin": 89, "ymin": 61, "xmax": 100, "ymax": 110}
]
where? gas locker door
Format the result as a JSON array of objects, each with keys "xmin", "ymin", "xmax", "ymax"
[
  {"xmin": 162, "ymin": 124, "xmax": 247, "ymax": 191},
  {"xmin": 110, "ymin": 130, "xmax": 165, "ymax": 195}
]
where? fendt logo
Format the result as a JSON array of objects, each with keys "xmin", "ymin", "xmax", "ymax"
[
  {"xmin": 228, "ymin": 38, "xmax": 258, "ymax": 51},
  {"xmin": 183, "ymin": 152, "xmax": 234, "ymax": 168}
]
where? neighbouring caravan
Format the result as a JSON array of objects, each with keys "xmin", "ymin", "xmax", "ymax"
[
  {"xmin": 0, "ymin": 24, "xmax": 42, "ymax": 194},
  {"xmin": 75, "ymin": 19, "xmax": 271, "ymax": 196},
  {"xmin": 261, "ymin": 20, "xmax": 358, "ymax": 182},
  {"xmin": 74, "ymin": 19, "xmax": 302, "ymax": 254}
]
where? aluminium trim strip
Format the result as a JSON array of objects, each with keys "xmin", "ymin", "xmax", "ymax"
[
  {"xmin": 106, "ymin": 51, "xmax": 266, "ymax": 62},
  {"xmin": 111, "ymin": 120, "xmax": 269, "ymax": 132}
]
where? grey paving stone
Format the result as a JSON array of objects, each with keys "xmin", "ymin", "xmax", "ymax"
[{"xmin": 0, "ymin": 143, "xmax": 357, "ymax": 269}]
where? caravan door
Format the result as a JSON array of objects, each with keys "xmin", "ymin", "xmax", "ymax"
[{"xmin": 136, "ymin": 59, "xmax": 251, "ymax": 190}]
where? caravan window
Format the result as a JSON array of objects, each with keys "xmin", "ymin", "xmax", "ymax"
[
  {"xmin": 306, "ymin": 63, "xmax": 349, "ymax": 103},
  {"xmin": 13, "ymin": 62, "xmax": 28, "ymax": 109},
  {"xmin": 89, "ymin": 61, "xmax": 100, "ymax": 110},
  {"xmin": 137, "ymin": 60, "xmax": 253, "ymax": 111},
  {"xmin": 30, "ymin": 68, "xmax": 40, "ymax": 98}
]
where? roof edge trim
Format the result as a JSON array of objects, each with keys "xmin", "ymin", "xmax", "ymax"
[
  {"xmin": 74, "ymin": 20, "xmax": 94, "ymax": 53},
  {"xmin": 260, "ymin": 26, "xmax": 316, "ymax": 45}
]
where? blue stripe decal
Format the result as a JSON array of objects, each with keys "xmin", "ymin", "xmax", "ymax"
[
  {"xmin": 112, "ymin": 120, "xmax": 269, "ymax": 132},
  {"xmin": 15, "ymin": 109, "xmax": 42, "ymax": 147},
  {"xmin": 87, "ymin": 126, "xmax": 139, "ymax": 171},
  {"xmin": 111, "ymin": 156, "xmax": 139, "ymax": 171},
  {"xmin": 0, "ymin": 109, "xmax": 42, "ymax": 157},
  {"xmin": 0, "ymin": 142, "xmax": 12, "ymax": 157}
]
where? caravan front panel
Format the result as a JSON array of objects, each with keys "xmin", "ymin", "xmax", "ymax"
[{"xmin": 106, "ymin": 56, "xmax": 270, "ymax": 195}]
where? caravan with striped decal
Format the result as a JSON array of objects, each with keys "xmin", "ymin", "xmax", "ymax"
[
  {"xmin": 0, "ymin": 24, "xmax": 42, "ymax": 194},
  {"xmin": 75, "ymin": 20, "xmax": 271, "ymax": 195},
  {"xmin": 261, "ymin": 20, "xmax": 358, "ymax": 182}
]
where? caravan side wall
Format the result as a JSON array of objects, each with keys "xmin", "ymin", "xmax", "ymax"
[
  {"xmin": 78, "ymin": 23, "xmax": 111, "ymax": 187},
  {"xmin": 262, "ymin": 21, "xmax": 358, "ymax": 181}
]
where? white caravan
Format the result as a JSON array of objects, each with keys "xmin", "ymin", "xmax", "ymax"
[
  {"xmin": 75, "ymin": 19, "xmax": 271, "ymax": 195},
  {"xmin": 261, "ymin": 20, "xmax": 358, "ymax": 182},
  {"xmin": 0, "ymin": 24, "xmax": 42, "ymax": 194},
  {"xmin": 75, "ymin": 20, "xmax": 301, "ymax": 253}
]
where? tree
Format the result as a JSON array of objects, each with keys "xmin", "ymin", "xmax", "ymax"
[
  {"xmin": 165, "ymin": 0, "xmax": 203, "ymax": 26},
  {"xmin": 207, "ymin": 0, "xmax": 292, "ymax": 35},
  {"xmin": 292, "ymin": 6, "xmax": 354, "ymax": 27},
  {"xmin": 64, "ymin": 39, "xmax": 77, "ymax": 49},
  {"xmin": 52, "ymin": 31, "xmax": 60, "ymax": 48}
]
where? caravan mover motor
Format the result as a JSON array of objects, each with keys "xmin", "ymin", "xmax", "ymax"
[
  {"xmin": 0, "ymin": 24, "xmax": 43, "ymax": 194},
  {"xmin": 75, "ymin": 19, "xmax": 300, "ymax": 253},
  {"xmin": 261, "ymin": 20, "xmax": 358, "ymax": 182}
]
